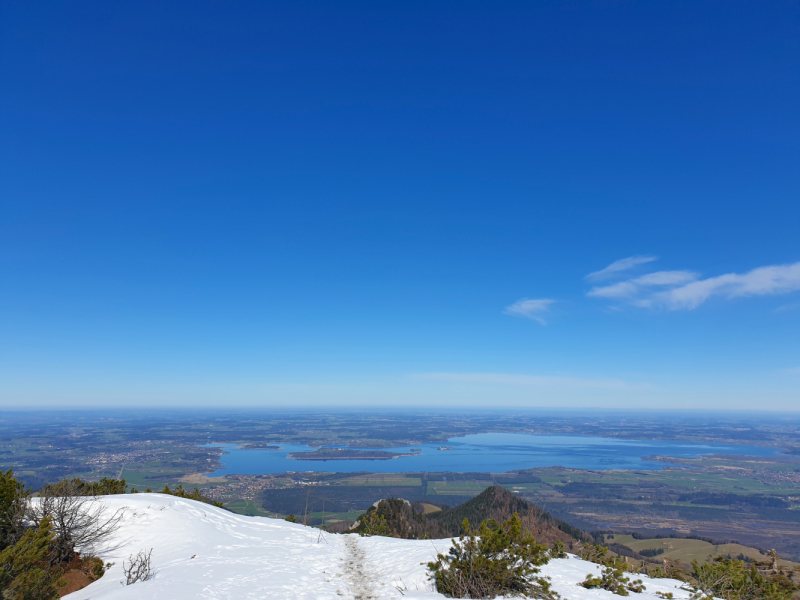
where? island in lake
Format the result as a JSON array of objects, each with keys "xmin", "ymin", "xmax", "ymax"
[
  {"xmin": 287, "ymin": 448, "xmax": 420, "ymax": 461},
  {"xmin": 239, "ymin": 443, "xmax": 281, "ymax": 450}
]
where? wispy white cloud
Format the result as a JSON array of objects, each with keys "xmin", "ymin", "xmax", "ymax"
[
  {"xmin": 417, "ymin": 372, "xmax": 653, "ymax": 392},
  {"xmin": 653, "ymin": 262, "xmax": 800, "ymax": 310},
  {"xmin": 503, "ymin": 298, "xmax": 555, "ymax": 325},
  {"xmin": 586, "ymin": 255, "xmax": 657, "ymax": 281},
  {"xmin": 587, "ymin": 280, "xmax": 639, "ymax": 299},
  {"xmin": 588, "ymin": 270, "xmax": 698, "ymax": 300},
  {"xmin": 634, "ymin": 271, "xmax": 698, "ymax": 286},
  {"xmin": 588, "ymin": 261, "xmax": 800, "ymax": 310}
]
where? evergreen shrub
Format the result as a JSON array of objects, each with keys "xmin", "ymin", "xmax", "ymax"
[
  {"xmin": 427, "ymin": 513, "xmax": 557, "ymax": 599},
  {"xmin": 689, "ymin": 557, "xmax": 796, "ymax": 600},
  {"xmin": 0, "ymin": 517, "xmax": 61, "ymax": 600},
  {"xmin": 158, "ymin": 485, "xmax": 224, "ymax": 508},
  {"xmin": 580, "ymin": 562, "xmax": 645, "ymax": 596}
]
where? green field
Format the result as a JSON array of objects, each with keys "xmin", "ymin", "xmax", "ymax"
[
  {"xmin": 427, "ymin": 481, "xmax": 493, "ymax": 495},
  {"xmin": 530, "ymin": 464, "xmax": 800, "ymax": 496},
  {"xmin": 606, "ymin": 534, "xmax": 800, "ymax": 569},
  {"xmin": 224, "ymin": 499, "xmax": 362, "ymax": 524},
  {"xmin": 336, "ymin": 474, "xmax": 422, "ymax": 486},
  {"xmin": 502, "ymin": 483, "xmax": 552, "ymax": 493},
  {"xmin": 225, "ymin": 499, "xmax": 274, "ymax": 517},
  {"xmin": 310, "ymin": 509, "xmax": 363, "ymax": 523},
  {"xmin": 120, "ymin": 470, "xmax": 179, "ymax": 491}
]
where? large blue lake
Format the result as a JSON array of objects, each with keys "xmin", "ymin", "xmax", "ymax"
[{"xmin": 204, "ymin": 433, "xmax": 780, "ymax": 476}]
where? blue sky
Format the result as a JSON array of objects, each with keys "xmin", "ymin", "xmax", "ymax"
[{"xmin": 1, "ymin": 1, "xmax": 798, "ymax": 409}]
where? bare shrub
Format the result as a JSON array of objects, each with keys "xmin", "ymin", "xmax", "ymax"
[
  {"xmin": 26, "ymin": 479, "xmax": 124, "ymax": 564},
  {"xmin": 123, "ymin": 549, "xmax": 154, "ymax": 585}
]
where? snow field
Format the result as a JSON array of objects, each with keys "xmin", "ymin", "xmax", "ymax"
[{"xmin": 63, "ymin": 494, "xmax": 697, "ymax": 600}]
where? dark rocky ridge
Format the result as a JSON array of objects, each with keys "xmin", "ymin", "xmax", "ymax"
[{"xmin": 348, "ymin": 485, "xmax": 592, "ymax": 546}]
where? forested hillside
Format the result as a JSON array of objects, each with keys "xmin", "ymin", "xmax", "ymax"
[{"xmin": 351, "ymin": 485, "xmax": 592, "ymax": 546}]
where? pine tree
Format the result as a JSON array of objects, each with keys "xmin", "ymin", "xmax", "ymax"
[
  {"xmin": 0, "ymin": 517, "xmax": 61, "ymax": 600},
  {"xmin": 0, "ymin": 469, "xmax": 28, "ymax": 551},
  {"xmin": 357, "ymin": 513, "xmax": 390, "ymax": 537},
  {"xmin": 550, "ymin": 540, "xmax": 567, "ymax": 559}
]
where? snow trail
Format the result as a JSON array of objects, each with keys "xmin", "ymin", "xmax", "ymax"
[{"xmin": 344, "ymin": 535, "xmax": 378, "ymax": 600}]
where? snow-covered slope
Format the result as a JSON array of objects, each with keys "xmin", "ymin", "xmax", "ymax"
[{"xmin": 65, "ymin": 494, "xmax": 694, "ymax": 600}]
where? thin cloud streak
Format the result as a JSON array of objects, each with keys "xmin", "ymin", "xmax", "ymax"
[
  {"xmin": 634, "ymin": 271, "xmax": 698, "ymax": 286},
  {"xmin": 504, "ymin": 298, "xmax": 555, "ymax": 325},
  {"xmin": 586, "ymin": 255, "xmax": 657, "ymax": 281},
  {"xmin": 587, "ymin": 280, "xmax": 639, "ymax": 299},
  {"xmin": 417, "ymin": 372, "xmax": 653, "ymax": 392},
  {"xmin": 775, "ymin": 303, "xmax": 800, "ymax": 313},
  {"xmin": 588, "ymin": 270, "xmax": 698, "ymax": 299}
]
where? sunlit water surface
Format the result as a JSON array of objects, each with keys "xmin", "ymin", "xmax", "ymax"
[{"xmin": 204, "ymin": 433, "xmax": 780, "ymax": 476}]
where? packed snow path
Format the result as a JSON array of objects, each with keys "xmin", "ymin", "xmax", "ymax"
[
  {"xmin": 63, "ymin": 494, "xmax": 698, "ymax": 599},
  {"xmin": 343, "ymin": 535, "xmax": 378, "ymax": 600}
]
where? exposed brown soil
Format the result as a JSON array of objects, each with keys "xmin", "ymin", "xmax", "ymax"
[
  {"xmin": 56, "ymin": 556, "xmax": 104, "ymax": 597},
  {"xmin": 58, "ymin": 569, "xmax": 92, "ymax": 597}
]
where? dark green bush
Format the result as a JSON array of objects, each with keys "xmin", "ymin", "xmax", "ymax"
[
  {"xmin": 427, "ymin": 513, "xmax": 556, "ymax": 599},
  {"xmin": 643, "ymin": 558, "xmax": 685, "ymax": 581},
  {"xmin": 0, "ymin": 471, "xmax": 120, "ymax": 600},
  {"xmin": 0, "ymin": 469, "xmax": 29, "ymax": 550},
  {"xmin": 581, "ymin": 563, "xmax": 646, "ymax": 596},
  {"xmin": 578, "ymin": 541, "xmax": 646, "ymax": 596},
  {"xmin": 83, "ymin": 477, "xmax": 128, "ymax": 495},
  {"xmin": 579, "ymin": 542, "xmax": 610, "ymax": 564},
  {"xmin": 690, "ymin": 557, "xmax": 796, "ymax": 600},
  {"xmin": 38, "ymin": 477, "xmax": 128, "ymax": 497},
  {"xmin": 158, "ymin": 485, "xmax": 224, "ymax": 508},
  {"xmin": 0, "ymin": 517, "xmax": 61, "ymax": 600},
  {"xmin": 357, "ymin": 512, "xmax": 390, "ymax": 537},
  {"xmin": 549, "ymin": 540, "xmax": 567, "ymax": 559}
]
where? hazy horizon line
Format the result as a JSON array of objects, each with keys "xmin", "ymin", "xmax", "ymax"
[{"xmin": 2, "ymin": 405, "xmax": 799, "ymax": 416}]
